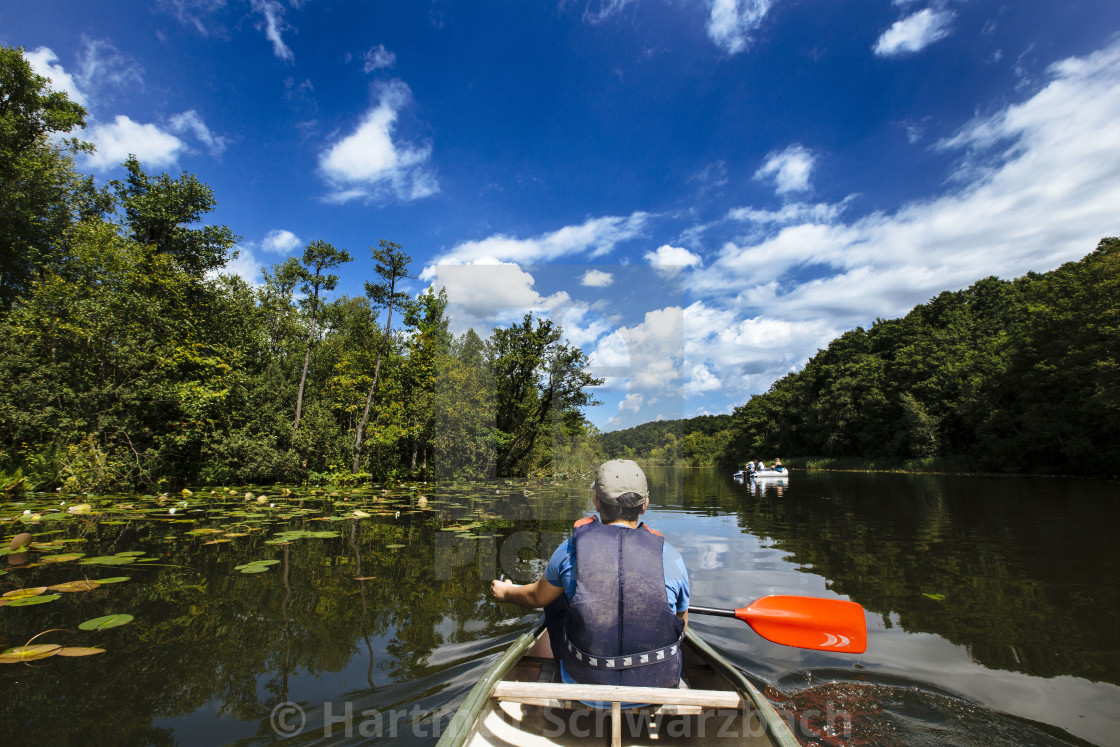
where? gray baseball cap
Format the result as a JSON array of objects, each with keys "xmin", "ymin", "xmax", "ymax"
[{"xmin": 591, "ymin": 459, "xmax": 649, "ymax": 506}]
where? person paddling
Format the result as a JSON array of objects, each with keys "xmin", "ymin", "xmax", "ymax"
[{"xmin": 491, "ymin": 459, "xmax": 690, "ymax": 688}]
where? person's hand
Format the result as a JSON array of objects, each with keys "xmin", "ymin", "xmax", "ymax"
[{"xmin": 491, "ymin": 577, "xmax": 514, "ymax": 601}]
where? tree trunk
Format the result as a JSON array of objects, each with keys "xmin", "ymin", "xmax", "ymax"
[
  {"xmin": 351, "ymin": 351, "xmax": 384, "ymax": 473},
  {"xmin": 292, "ymin": 314, "xmax": 316, "ymax": 435}
]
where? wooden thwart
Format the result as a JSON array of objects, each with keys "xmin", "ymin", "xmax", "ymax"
[{"xmin": 491, "ymin": 681, "xmax": 746, "ymax": 710}]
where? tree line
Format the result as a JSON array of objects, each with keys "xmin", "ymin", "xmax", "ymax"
[
  {"xmin": 719, "ymin": 239, "xmax": 1120, "ymax": 476},
  {"xmin": 595, "ymin": 415, "xmax": 733, "ymax": 467},
  {"xmin": 0, "ymin": 45, "xmax": 602, "ymax": 491}
]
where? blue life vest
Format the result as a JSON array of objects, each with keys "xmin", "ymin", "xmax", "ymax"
[{"xmin": 560, "ymin": 517, "xmax": 685, "ymax": 687}]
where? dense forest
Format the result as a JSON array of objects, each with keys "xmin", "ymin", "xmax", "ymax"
[
  {"xmin": 0, "ymin": 46, "xmax": 603, "ymax": 491},
  {"xmin": 595, "ymin": 414, "xmax": 733, "ymax": 466},
  {"xmin": 719, "ymin": 240, "xmax": 1120, "ymax": 476}
]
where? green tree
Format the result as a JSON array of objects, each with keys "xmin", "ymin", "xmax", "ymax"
[
  {"xmin": 112, "ymin": 155, "xmax": 238, "ymax": 278},
  {"xmin": 352, "ymin": 240, "xmax": 413, "ymax": 473},
  {"xmin": 487, "ymin": 314, "xmax": 602, "ymax": 476},
  {"xmin": 292, "ymin": 240, "xmax": 352, "ymax": 435},
  {"xmin": 0, "ymin": 45, "xmax": 101, "ymax": 308}
]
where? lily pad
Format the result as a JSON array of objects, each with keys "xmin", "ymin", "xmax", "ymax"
[
  {"xmin": 48, "ymin": 580, "xmax": 101, "ymax": 592},
  {"xmin": 56, "ymin": 646, "xmax": 106, "ymax": 657},
  {"xmin": 5, "ymin": 593, "xmax": 62, "ymax": 606},
  {"xmin": 79, "ymin": 613, "xmax": 134, "ymax": 631},
  {"xmin": 3, "ymin": 586, "xmax": 48, "ymax": 598},
  {"xmin": 41, "ymin": 552, "xmax": 86, "ymax": 563},
  {"xmin": 234, "ymin": 559, "xmax": 280, "ymax": 573},
  {"xmin": 0, "ymin": 644, "xmax": 62, "ymax": 663},
  {"xmin": 79, "ymin": 556, "xmax": 134, "ymax": 566},
  {"xmin": 93, "ymin": 576, "xmax": 130, "ymax": 584}
]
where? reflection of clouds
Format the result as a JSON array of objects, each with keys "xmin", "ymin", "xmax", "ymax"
[{"xmin": 698, "ymin": 541, "xmax": 729, "ymax": 570}]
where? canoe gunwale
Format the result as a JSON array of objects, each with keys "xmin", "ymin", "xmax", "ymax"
[{"xmin": 438, "ymin": 616, "xmax": 801, "ymax": 747}]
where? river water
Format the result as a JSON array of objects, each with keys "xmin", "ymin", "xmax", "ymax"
[{"xmin": 0, "ymin": 468, "xmax": 1117, "ymax": 746}]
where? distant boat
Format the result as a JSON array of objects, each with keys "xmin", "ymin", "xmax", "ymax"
[{"xmin": 734, "ymin": 468, "xmax": 789, "ymax": 479}]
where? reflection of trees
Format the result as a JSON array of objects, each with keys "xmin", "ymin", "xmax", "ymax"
[
  {"xmin": 0, "ymin": 482, "xmax": 591, "ymax": 745},
  {"xmin": 669, "ymin": 467, "xmax": 1120, "ymax": 686}
]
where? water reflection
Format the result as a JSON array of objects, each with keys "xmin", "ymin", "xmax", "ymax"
[{"xmin": 0, "ymin": 471, "xmax": 1116, "ymax": 746}]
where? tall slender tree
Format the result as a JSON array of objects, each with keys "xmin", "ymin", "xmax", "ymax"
[
  {"xmin": 292, "ymin": 240, "xmax": 352, "ymax": 435},
  {"xmin": 351, "ymin": 240, "xmax": 413, "ymax": 473}
]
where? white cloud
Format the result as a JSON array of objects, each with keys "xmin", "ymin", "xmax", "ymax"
[
  {"xmin": 685, "ymin": 363, "xmax": 722, "ymax": 394},
  {"xmin": 754, "ymin": 144, "xmax": 815, "ymax": 195},
  {"xmin": 157, "ymin": 0, "xmax": 227, "ymax": 36},
  {"xmin": 581, "ymin": 269, "xmax": 614, "ymax": 287},
  {"xmin": 426, "ymin": 263, "xmax": 571, "ymax": 333},
  {"xmin": 618, "ymin": 393, "xmax": 644, "ymax": 412},
  {"xmin": 319, "ymin": 80, "xmax": 438, "ymax": 203},
  {"xmin": 582, "ymin": 0, "xmax": 638, "ymax": 24},
  {"xmin": 169, "ymin": 110, "xmax": 228, "ymax": 156},
  {"xmin": 681, "ymin": 39, "xmax": 1120, "ymax": 402},
  {"xmin": 24, "ymin": 47, "xmax": 89, "ymax": 108},
  {"xmin": 251, "ymin": 0, "xmax": 295, "ymax": 62},
  {"xmin": 82, "ymin": 115, "xmax": 186, "ymax": 171},
  {"xmin": 874, "ymin": 8, "xmax": 955, "ymax": 57},
  {"xmin": 74, "ymin": 38, "xmax": 144, "ymax": 101},
  {"xmin": 261, "ymin": 229, "xmax": 303, "ymax": 254},
  {"xmin": 707, "ymin": 0, "xmax": 773, "ymax": 55},
  {"xmin": 219, "ymin": 247, "xmax": 265, "ymax": 286},
  {"xmin": 422, "ymin": 213, "xmax": 649, "ymax": 273},
  {"xmin": 362, "ymin": 44, "xmax": 396, "ymax": 72},
  {"xmin": 644, "ymin": 244, "xmax": 702, "ymax": 271},
  {"xmin": 727, "ymin": 199, "xmax": 850, "ymax": 227}
]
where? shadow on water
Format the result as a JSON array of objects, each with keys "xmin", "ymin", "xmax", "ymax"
[{"xmin": 0, "ymin": 470, "xmax": 1115, "ymax": 745}]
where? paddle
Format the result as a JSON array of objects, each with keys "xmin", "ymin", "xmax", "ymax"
[{"xmin": 689, "ymin": 595, "xmax": 867, "ymax": 654}]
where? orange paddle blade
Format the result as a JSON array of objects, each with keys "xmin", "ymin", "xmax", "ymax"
[{"xmin": 735, "ymin": 595, "xmax": 867, "ymax": 653}]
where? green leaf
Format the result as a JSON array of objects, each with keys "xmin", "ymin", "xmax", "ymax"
[
  {"xmin": 79, "ymin": 614, "xmax": 135, "ymax": 630},
  {"xmin": 6, "ymin": 593, "xmax": 62, "ymax": 606}
]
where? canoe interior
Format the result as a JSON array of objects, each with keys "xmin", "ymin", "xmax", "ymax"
[{"xmin": 450, "ymin": 625, "xmax": 797, "ymax": 747}]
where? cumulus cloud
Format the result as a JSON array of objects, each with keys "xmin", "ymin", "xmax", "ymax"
[
  {"xmin": 707, "ymin": 0, "xmax": 773, "ymax": 55},
  {"xmin": 754, "ymin": 144, "xmax": 815, "ymax": 195},
  {"xmin": 220, "ymin": 247, "xmax": 265, "ymax": 286},
  {"xmin": 24, "ymin": 47, "xmax": 89, "ymax": 108},
  {"xmin": 422, "ymin": 213, "xmax": 649, "ymax": 273},
  {"xmin": 644, "ymin": 244, "xmax": 703, "ymax": 272},
  {"xmin": 251, "ymin": 0, "xmax": 295, "ymax": 62},
  {"xmin": 362, "ymin": 44, "xmax": 396, "ymax": 72},
  {"xmin": 874, "ymin": 8, "xmax": 955, "ymax": 57},
  {"xmin": 425, "ymin": 263, "xmax": 571, "ymax": 333},
  {"xmin": 581, "ymin": 269, "xmax": 615, "ymax": 287},
  {"xmin": 82, "ymin": 115, "xmax": 186, "ymax": 170},
  {"xmin": 319, "ymin": 80, "xmax": 438, "ymax": 203},
  {"xmin": 261, "ymin": 229, "xmax": 303, "ymax": 254}
]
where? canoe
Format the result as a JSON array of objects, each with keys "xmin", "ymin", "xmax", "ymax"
[
  {"xmin": 439, "ymin": 617, "xmax": 800, "ymax": 747},
  {"xmin": 733, "ymin": 469, "xmax": 788, "ymax": 479}
]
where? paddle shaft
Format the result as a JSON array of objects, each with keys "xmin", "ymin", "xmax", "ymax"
[{"xmin": 688, "ymin": 605, "xmax": 737, "ymax": 618}]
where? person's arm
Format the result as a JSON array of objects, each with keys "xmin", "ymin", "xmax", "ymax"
[
  {"xmin": 492, "ymin": 573, "xmax": 564, "ymax": 608},
  {"xmin": 677, "ymin": 609, "xmax": 688, "ymax": 629}
]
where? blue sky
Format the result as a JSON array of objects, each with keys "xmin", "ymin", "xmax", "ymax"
[{"xmin": 6, "ymin": 1, "xmax": 1120, "ymax": 431}]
